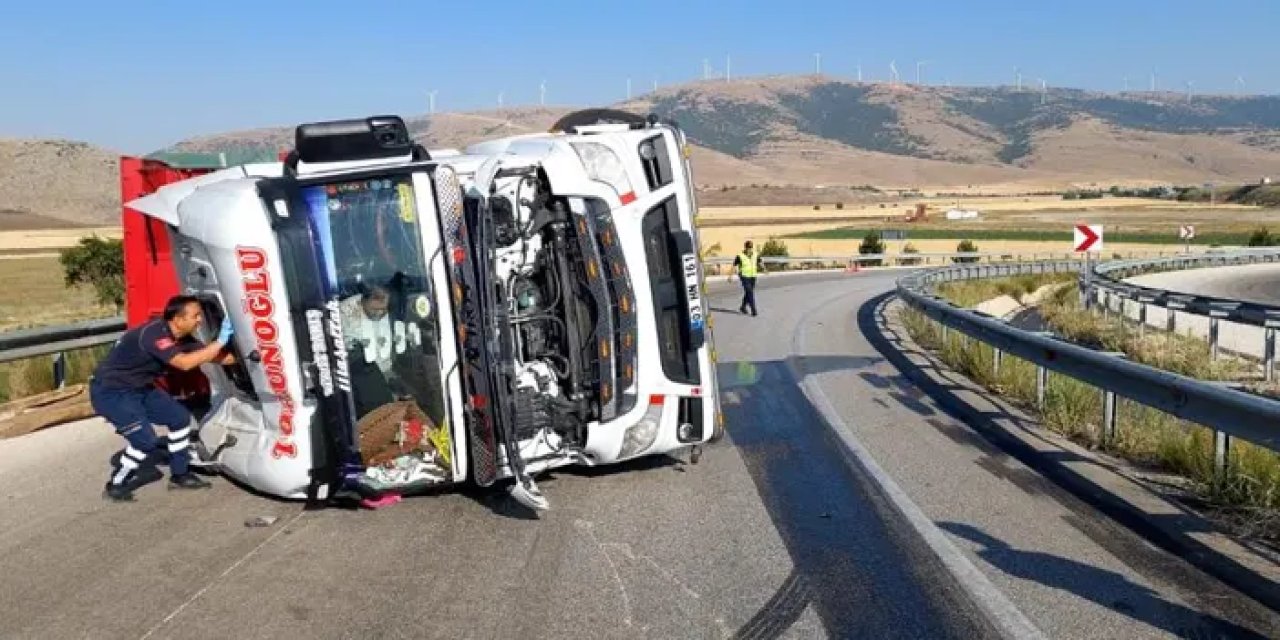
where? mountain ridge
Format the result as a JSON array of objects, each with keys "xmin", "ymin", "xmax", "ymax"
[{"xmin": 5, "ymin": 74, "xmax": 1280, "ymax": 225}]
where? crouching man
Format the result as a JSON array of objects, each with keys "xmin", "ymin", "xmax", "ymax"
[{"xmin": 89, "ymin": 295, "xmax": 236, "ymax": 501}]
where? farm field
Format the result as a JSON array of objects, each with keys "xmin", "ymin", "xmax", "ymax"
[
  {"xmin": 696, "ymin": 196, "xmax": 1280, "ymax": 257},
  {"xmin": 0, "ymin": 227, "xmax": 121, "ymax": 256},
  {"xmin": 0, "ymin": 256, "xmax": 117, "ymax": 332}
]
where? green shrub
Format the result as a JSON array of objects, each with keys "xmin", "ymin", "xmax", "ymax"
[
  {"xmin": 59, "ymin": 237, "xmax": 125, "ymax": 312},
  {"xmin": 953, "ymin": 239, "xmax": 980, "ymax": 263},
  {"xmin": 900, "ymin": 242, "xmax": 921, "ymax": 266},
  {"xmin": 859, "ymin": 231, "xmax": 886, "ymax": 267}
]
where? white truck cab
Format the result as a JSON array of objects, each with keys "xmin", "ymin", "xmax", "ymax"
[{"xmin": 125, "ymin": 111, "xmax": 720, "ymax": 512}]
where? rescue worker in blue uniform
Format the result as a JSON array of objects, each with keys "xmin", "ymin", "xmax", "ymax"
[
  {"xmin": 733, "ymin": 240, "xmax": 763, "ymax": 316},
  {"xmin": 89, "ymin": 295, "xmax": 236, "ymax": 501}
]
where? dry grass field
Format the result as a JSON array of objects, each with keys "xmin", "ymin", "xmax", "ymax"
[
  {"xmin": 0, "ymin": 227, "xmax": 120, "ymax": 255},
  {"xmin": 0, "ymin": 256, "xmax": 118, "ymax": 332}
]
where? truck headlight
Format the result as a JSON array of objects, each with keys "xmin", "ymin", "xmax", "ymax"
[
  {"xmin": 570, "ymin": 141, "xmax": 635, "ymax": 203},
  {"xmin": 618, "ymin": 398, "xmax": 663, "ymax": 459}
]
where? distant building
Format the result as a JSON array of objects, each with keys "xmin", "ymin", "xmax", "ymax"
[{"xmin": 945, "ymin": 208, "xmax": 980, "ymax": 220}]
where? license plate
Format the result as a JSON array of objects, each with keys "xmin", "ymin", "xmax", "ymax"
[{"xmin": 682, "ymin": 253, "xmax": 704, "ymax": 330}]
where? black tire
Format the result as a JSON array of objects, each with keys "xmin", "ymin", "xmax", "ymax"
[{"xmin": 550, "ymin": 108, "xmax": 650, "ymax": 133}]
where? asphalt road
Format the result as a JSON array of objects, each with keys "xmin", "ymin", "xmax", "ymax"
[
  {"xmin": 1124, "ymin": 262, "xmax": 1280, "ymax": 358},
  {"xmin": 1128, "ymin": 262, "xmax": 1280, "ymax": 306},
  {"xmin": 1, "ymin": 270, "xmax": 1275, "ymax": 639}
]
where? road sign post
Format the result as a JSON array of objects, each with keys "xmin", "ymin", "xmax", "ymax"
[
  {"xmin": 1074, "ymin": 224, "xmax": 1103, "ymax": 309},
  {"xmin": 1179, "ymin": 224, "xmax": 1195, "ymax": 254}
]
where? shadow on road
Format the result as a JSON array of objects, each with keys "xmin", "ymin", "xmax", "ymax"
[
  {"xmin": 939, "ymin": 522, "xmax": 1268, "ymax": 639},
  {"xmin": 711, "ymin": 306, "xmax": 745, "ymax": 315}
]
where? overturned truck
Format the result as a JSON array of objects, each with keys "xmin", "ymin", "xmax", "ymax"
[{"xmin": 123, "ymin": 110, "xmax": 722, "ymax": 511}]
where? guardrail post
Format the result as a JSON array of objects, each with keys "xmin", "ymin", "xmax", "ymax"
[
  {"xmin": 1265, "ymin": 313, "xmax": 1280, "ymax": 383},
  {"xmin": 1214, "ymin": 430, "xmax": 1231, "ymax": 482},
  {"xmin": 52, "ymin": 352, "xmax": 67, "ymax": 390},
  {"xmin": 1209, "ymin": 313, "xmax": 1224, "ymax": 360},
  {"xmin": 993, "ymin": 348, "xmax": 1003, "ymax": 378},
  {"xmin": 1166, "ymin": 300, "xmax": 1185, "ymax": 334},
  {"xmin": 1036, "ymin": 365, "xmax": 1048, "ymax": 409},
  {"xmin": 1136, "ymin": 297, "xmax": 1152, "ymax": 338},
  {"xmin": 1103, "ymin": 387, "xmax": 1118, "ymax": 446},
  {"xmin": 1100, "ymin": 351, "xmax": 1125, "ymax": 446}
]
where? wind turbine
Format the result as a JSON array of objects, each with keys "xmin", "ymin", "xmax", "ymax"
[
  {"xmin": 915, "ymin": 60, "xmax": 930, "ymax": 85},
  {"xmin": 1236, "ymin": 74, "xmax": 1246, "ymax": 94},
  {"xmin": 428, "ymin": 90, "xmax": 437, "ymax": 115},
  {"xmin": 1185, "ymin": 80, "xmax": 1194, "ymax": 100},
  {"xmin": 653, "ymin": 78, "xmax": 659, "ymax": 92},
  {"xmin": 626, "ymin": 78, "xmax": 632, "ymax": 100},
  {"xmin": 703, "ymin": 59, "xmax": 710, "ymax": 80},
  {"xmin": 1015, "ymin": 67, "xmax": 1022, "ymax": 91},
  {"xmin": 1123, "ymin": 77, "xmax": 1129, "ymax": 92},
  {"xmin": 726, "ymin": 54, "xmax": 732, "ymax": 82},
  {"xmin": 889, "ymin": 60, "xmax": 899, "ymax": 84},
  {"xmin": 814, "ymin": 53, "xmax": 821, "ymax": 75},
  {"xmin": 497, "ymin": 91, "xmax": 504, "ymax": 109},
  {"xmin": 857, "ymin": 59, "xmax": 863, "ymax": 83},
  {"xmin": 539, "ymin": 80, "xmax": 546, "ymax": 106},
  {"xmin": 1150, "ymin": 70, "xmax": 1157, "ymax": 92},
  {"xmin": 1038, "ymin": 78, "xmax": 1047, "ymax": 104}
]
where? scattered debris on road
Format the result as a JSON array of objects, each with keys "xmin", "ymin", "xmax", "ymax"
[{"xmin": 244, "ymin": 515, "xmax": 279, "ymax": 528}]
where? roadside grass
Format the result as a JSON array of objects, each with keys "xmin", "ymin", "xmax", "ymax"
[
  {"xmin": 0, "ymin": 344, "xmax": 109, "ymax": 404},
  {"xmin": 900, "ymin": 273, "xmax": 1280, "ymax": 528},
  {"xmin": 936, "ymin": 272, "xmax": 1077, "ymax": 309},
  {"xmin": 790, "ymin": 227, "xmax": 1253, "ymax": 245},
  {"xmin": 1039, "ymin": 282, "xmax": 1251, "ymax": 381},
  {"xmin": 0, "ymin": 256, "xmax": 117, "ymax": 404}
]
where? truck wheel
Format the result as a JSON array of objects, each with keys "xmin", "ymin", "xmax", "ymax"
[{"xmin": 550, "ymin": 108, "xmax": 649, "ymax": 133}]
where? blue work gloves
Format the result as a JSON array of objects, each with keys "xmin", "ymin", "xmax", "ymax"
[{"xmin": 217, "ymin": 316, "xmax": 235, "ymax": 344}]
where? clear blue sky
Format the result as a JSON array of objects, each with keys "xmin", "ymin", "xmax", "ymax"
[{"xmin": 3, "ymin": 0, "xmax": 1277, "ymax": 154}]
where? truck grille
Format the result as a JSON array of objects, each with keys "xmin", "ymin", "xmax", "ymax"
[
  {"xmin": 587, "ymin": 202, "xmax": 638, "ymax": 418},
  {"xmin": 571, "ymin": 207, "xmax": 619, "ymax": 421}
]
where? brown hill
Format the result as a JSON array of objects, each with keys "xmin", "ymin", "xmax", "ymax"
[{"xmin": 0, "ymin": 139, "xmax": 119, "ymax": 226}]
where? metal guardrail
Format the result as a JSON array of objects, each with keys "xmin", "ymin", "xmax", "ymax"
[
  {"xmin": 0, "ymin": 316, "xmax": 124, "ymax": 389},
  {"xmin": 897, "ymin": 259, "xmax": 1280, "ymax": 477},
  {"xmin": 1085, "ymin": 248, "xmax": 1280, "ymax": 380}
]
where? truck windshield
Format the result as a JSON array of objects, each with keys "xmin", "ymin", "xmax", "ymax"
[{"xmin": 299, "ymin": 175, "xmax": 448, "ymax": 433}]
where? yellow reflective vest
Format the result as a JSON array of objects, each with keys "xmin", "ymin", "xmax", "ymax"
[{"xmin": 737, "ymin": 252, "xmax": 758, "ymax": 277}]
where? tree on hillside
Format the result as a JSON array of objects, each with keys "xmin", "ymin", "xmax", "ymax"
[{"xmin": 60, "ymin": 236, "xmax": 125, "ymax": 311}]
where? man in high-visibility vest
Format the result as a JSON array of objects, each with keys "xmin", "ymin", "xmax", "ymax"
[{"xmin": 733, "ymin": 240, "xmax": 763, "ymax": 316}]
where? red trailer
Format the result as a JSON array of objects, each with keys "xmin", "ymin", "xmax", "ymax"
[{"xmin": 118, "ymin": 155, "xmax": 224, "ymax": 411}]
